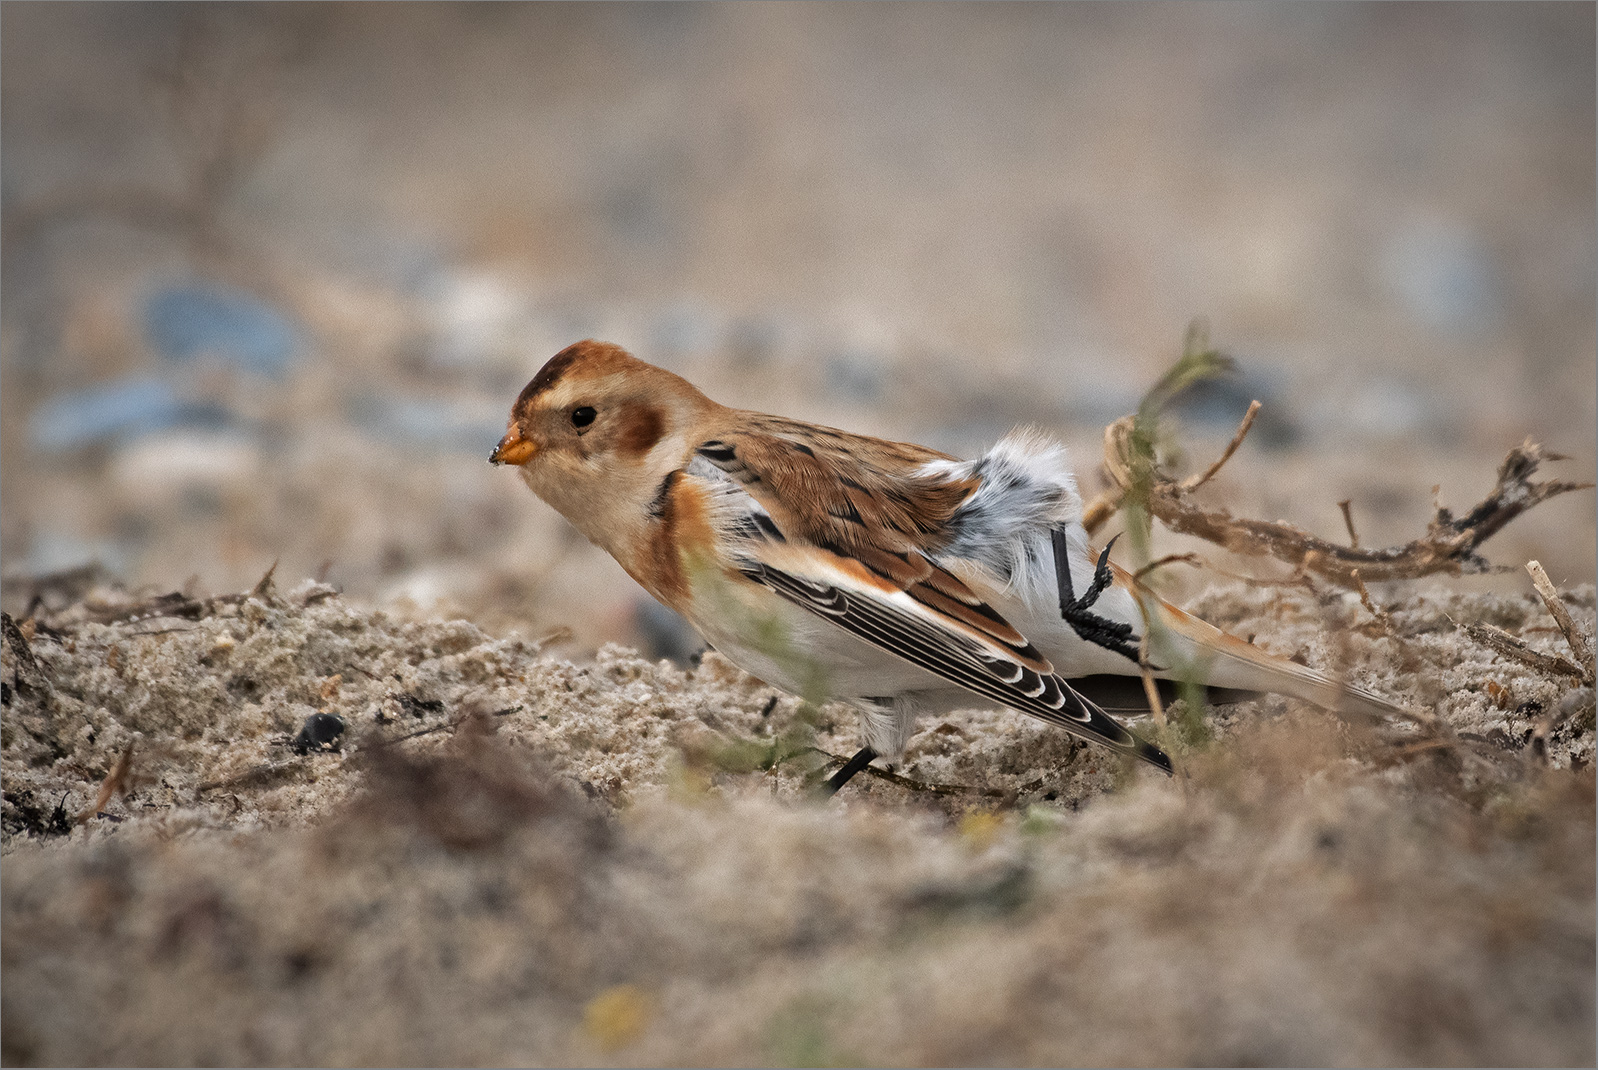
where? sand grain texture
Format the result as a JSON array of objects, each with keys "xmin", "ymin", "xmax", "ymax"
[{"xmin": 2, "ymin": 577, "xmax": 1593, "ymax": 1066}]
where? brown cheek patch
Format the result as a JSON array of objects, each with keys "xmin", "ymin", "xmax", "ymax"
[{"xmin": 615, "ymin": 403, "xmax": 666, "ymax": 456}]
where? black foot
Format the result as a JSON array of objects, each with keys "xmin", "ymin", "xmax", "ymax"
[
  {"xmin": 1052, "ymin": 529, "xmax": 1141, "ymax": 663},
  {"xmin": 818, "ymin": 746, "xmax": 878, "ymax": 798}
]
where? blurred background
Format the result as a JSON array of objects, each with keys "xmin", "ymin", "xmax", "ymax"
[{"xmin": 3, "ymin": 2, "xmax": 1593, "ymax": 656}]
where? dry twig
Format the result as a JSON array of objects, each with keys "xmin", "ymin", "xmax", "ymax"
[
  {"xmin": 1458, "ymin": 619, "xmax": 1586, "ymax": 682},
  {"xmin": 1350, "ymin": 569, "xmax": 1394, "ymax": 636},
  {"xmin": 2, "ymin": 612, "xmax": 45, "ymax": 686},
  {"xmin": 1338, "ymin": 500, "xmax": 1361, "ymax": 548},
  {"xmin": 1181, "ymin": 400, "xmax": 1263, "ymax": 491},
  {"xmin": 809, "ymin": 749, "xmax": 1046, "ymax": 798},
  {"xmin": 1096, "ymin": 429, "xmax": 1591, "ymax": 589},
  {"xmin": 196, "ymin": 760, "xmax": 303, "ymax": 795},
  {"xmin": 369, "ymin": 705, "xmax": 525, "ymax": 747},
  {"xmin": 1525, "ymin": 561, "xmax": 1596, "ymax": 685},
  {"xmin": 1132, "ymin": 553, "xmax": 1201, "ymax": 583},
  {"xmin": 77, "ymin": 743, "xmax": 136, "ymax": 823},
  {"xmin": 250, "ymin": 559, "xmax": 280, "ymax": 602}
]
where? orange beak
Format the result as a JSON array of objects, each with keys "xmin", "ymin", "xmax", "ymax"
[{"xmin": 489, "ymin": 430, "xmax": 537, "ymax": 466}]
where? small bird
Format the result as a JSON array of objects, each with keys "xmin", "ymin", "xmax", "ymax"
[{"xmin": 491, "ymin": 340, "xmax": 1403, "ymax": 793}]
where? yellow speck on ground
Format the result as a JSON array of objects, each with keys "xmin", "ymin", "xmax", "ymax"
[
  {"xmin": 958, "ymin": 810, "xmax": 1004, "ymax": 851},
  {"xmin": 583, "ymin": 985, "xmax": 657, "ymax": 1052}
]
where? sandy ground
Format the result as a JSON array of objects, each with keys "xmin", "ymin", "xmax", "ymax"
[
  {"xmin": 2, "ymin": 571, "xmax": 1594, "ymax": 1066},
  {"xmin": 2, "ymin": 5, "xmax": 1595, "ymax": 1066}
]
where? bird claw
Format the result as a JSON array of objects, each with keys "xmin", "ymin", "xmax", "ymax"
[{"xmin": 1052, "ymin": 529, "xmax": 1142, "ymax": 663}]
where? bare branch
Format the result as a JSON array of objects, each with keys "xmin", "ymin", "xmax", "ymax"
[{"xmin": 1083, "ymin": 396, "xmax": 1259, "ymax": 536}]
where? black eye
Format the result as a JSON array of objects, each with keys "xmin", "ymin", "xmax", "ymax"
[{"xmin": 570, "ymin": 406, "xmax": 596, "ymax": 429}]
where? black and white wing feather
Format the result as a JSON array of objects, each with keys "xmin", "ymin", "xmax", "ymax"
[{"xmin": 737, "ymin": 558, "xmax": 1173, "ymax": 774}]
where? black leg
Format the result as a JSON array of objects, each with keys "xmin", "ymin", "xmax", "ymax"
[
  {"xmin": 1052, "ymin": 528, "xmax": 1142, "ymax": 664},
  {"xmin": 818, "ymin": 746, "xmax": 878, "ymax": 798}
]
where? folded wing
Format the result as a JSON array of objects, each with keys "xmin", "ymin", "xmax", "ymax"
[
  {"xmin": 735, "ymin": 553, "xmax": 1172, "ymax": 774},
  {"xmin": 690, "ymin": 425, "xmax": 1171, "ymax": 773}
]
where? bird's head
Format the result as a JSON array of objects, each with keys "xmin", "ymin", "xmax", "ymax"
[{"xmin": 491, "ymin": 340, "xmax": 718, "ymax": 552}]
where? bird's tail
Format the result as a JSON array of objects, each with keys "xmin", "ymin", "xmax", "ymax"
[{"xmin": 1116, "ymin": 565, "xmax": 1406, "ymax": 719}]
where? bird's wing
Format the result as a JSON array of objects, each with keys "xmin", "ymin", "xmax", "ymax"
[
  {"xmin": 684, "ymin": 431, "xmax": 1170, "ymax": 772},
  {"xmin": 735, "ymin": 549, "xmax": 1171, "ymax": 773},
  {"xmin": 692, "ymin": 419, "xmax": 1051, "ymax": 671},
  {"xmin": 694, "ymin": 413, "xmax": 977, "ymax": 556}
]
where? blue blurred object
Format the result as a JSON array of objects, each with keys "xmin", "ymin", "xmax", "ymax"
[
  {"xmin": 347, "ymin": 393, "xmax": 507, "ymax": 454},
  {"xmin": 825, "ymin": 348, "xmax": 887, "ymax": 402},
  {"xmin": 28, "ymin": 378, "xmax": 190, "ymax": 453},
  {"xmin": 651, "ymin": 300, "xmax": 718, "ymax": 366},
  {"xmin": 144, "ymin": 282, "xmax": 300, "ymax": 377},
  {"xmin": 1380, "ymin": 219, "xmax": 1501, "ymax": 338},
  {"xmin": 634, "ymin": 596, "xmax": 704, "ymax": 665},
  {"xmin": 1169, "ymin": 370, "xmax": 1299, "ymax": 450}
]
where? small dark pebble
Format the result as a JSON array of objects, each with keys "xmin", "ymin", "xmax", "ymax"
[{"xmin": 292, "ymin": 713, "xmax": 347, "ymax": 755}]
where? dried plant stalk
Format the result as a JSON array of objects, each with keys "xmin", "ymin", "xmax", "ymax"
[
  {"xmin": 1338, "ymin": 500, "xmax": 1361, "ymax": 548},
  {"xmin": 1095, "ymin": 424, "xmax": 1591, "ymax": 589},
  {"xmin": 808, "ymin": 749, "xmax": 1043, "ymax": 797},
  {"xmin": 1525, "ymin": 560, "xmax": 1596, "ymax": 684},
  {"xmin": 1180, "ymin": 400, "xmax": 1262, "ymax": 491},
  {"xmin": 1459, "ymin": 620, "xmax": 1586, "ymax": 682},
  {"xmin": 1350, "ymin": 569, "xmax": 1394, "ymax": 636},
  {"xmin": 77, "ymin": 743, "xmax": 136, "ymax": 824}
]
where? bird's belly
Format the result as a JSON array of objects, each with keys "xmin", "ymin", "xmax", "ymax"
[{"xmin": 680, "ymin": 578, "xmax": 941, "ymax": 704}]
